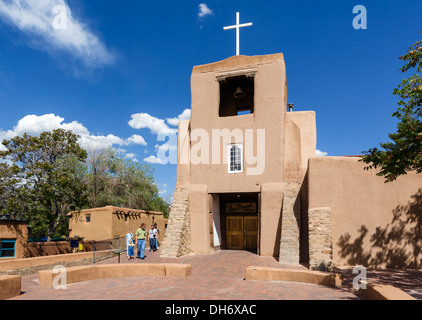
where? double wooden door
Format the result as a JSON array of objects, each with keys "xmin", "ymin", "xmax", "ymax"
[{"xmin": 226, "ymin": 216, "xmax": 258, "ymax": 251}]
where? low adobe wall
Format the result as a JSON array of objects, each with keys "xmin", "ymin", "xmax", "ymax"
[
  {"xmin": 359, "ymin": 282, "xmax": 416, "ymax": 300},
  {"xmin": 26, "ymin": 240, "xmax": 113, "ymax": 258},
  {"xmin": 245, "ymin": 266, "xmax": 343, "ymax": 288},
  {"xmin": 0, "ymin": 250, "xmax": 110, "ymax": 272},
  {"xmin": 307, "ymin": 157, "xmax": 422, "ymax": 269},
  {"xmin": 39, "ymin": 263, "xmax": 192, "ymax": 288},
  {"xmin": 0, "ymin": 275, "xmax": 21, "ymax": 300}
]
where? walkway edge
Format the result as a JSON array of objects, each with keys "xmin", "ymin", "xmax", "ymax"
[
  {"xmin": 39, "ymin": 263, "xmax": 192, "ymax": 288},
  {"xmin": 245, "ymin": 266, "xmax": 343, "ymax": 288},
  {"xmin": 359, "ymin": 281, "xmax": 417, "ymax": 300}
]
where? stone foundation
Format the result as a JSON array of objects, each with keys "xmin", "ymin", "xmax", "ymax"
[
  {"xmin": 308, "ymin": 207, "xmax": 333, "ymax": 271},
  {"xmin": 160, "ymin": 185, "xmax": 191, "ymax": 257},
  {"xmin": 279, "ymin": 182, "xmax": 301, "ymax": 264}
]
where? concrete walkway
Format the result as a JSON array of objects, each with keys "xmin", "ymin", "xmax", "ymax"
[{"xmin": 12, "ymin": 250, "xmax": 360, "ymax": 300}]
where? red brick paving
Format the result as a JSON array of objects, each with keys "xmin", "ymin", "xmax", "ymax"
[{"xmin": 12, "ymin": 250, "xmax": 360, "ymax": 300}]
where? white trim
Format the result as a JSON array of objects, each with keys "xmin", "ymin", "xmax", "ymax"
[
  {"xmin": 227, "ymin": 144, "xmax": 244, "ymax": 174},
  {"xmin": 215, "ymin": 68, "xmax": 257, "ymax": 81}
]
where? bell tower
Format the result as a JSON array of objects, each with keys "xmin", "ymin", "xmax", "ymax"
[{"xmin": 163, "ymin": 53, "xmax": 317, "ymax": 264}]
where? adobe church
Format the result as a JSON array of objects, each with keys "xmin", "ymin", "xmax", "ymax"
[{"xmin": 161, "ymin": 53, "xmax": 422, "ymax": 271}]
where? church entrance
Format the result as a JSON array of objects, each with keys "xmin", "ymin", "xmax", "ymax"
[
  {"xmin": 218, "ymin": 193, "xmax": 259, "ymax": 253},
  {"xmin": 226, "ymin": 216, "xmax": 258, "ymax": 250}
]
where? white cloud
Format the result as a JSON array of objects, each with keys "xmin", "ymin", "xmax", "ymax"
[
  {"xmin": 125, "ymin": 153, "xmax": 139, "ymax": 162},
  {"xmin": 0, "ymin": 113, "xmax": 147, "ymax": 152},
  {"xmin": 125, "ymin": 153, "xmax": 136, "ymax": 159},
  {"xmin": 115, "ymin": 148, "xmax": 127, "ymax": 154},
  {"xmin": 144, "ymin": 155, "xmax": 167, "ymax": 165},
  {"xmin": 79, "ymin": 134, "xmax": 126, "ymax": 150},
  {"xmin": 198, "ymin": 4, "xmax": 212, "ymax": 18},
  {"xmin": 167, "ymin": 109, "xmax": 191, "ymax": 127},
  {"xmin": 127, "ymin": 134, "xmax": 147, "ymax": 146},
  {"xmin": 129, "ymin": 113, "xmax": 178, "ymax": 136},
  {"xmin": 316, "ymin": 150, "xmax": 328, "ymax": 157},
  {"xmin": 0, "ymin": 0, "xmax": 114, "ymax": 68}
]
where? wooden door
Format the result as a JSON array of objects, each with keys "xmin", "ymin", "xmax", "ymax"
[
  {"xmin": 226, "ymin": 216, "xmax": 244, "ymax": 250},
  {"xmin": 226, "ymin": 216, "xmax": 258, "ymax": 251},
  {"xmin": 244, "ymin": 216, "xmax": 258, "ymax": 251}
]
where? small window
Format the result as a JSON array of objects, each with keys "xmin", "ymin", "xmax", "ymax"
[
  {"xmin": 228, "ymin": 144, "xmax": 243, "ymax": 174},
  {"xmin": 86, "ymin": 214, "xmax": 91, "ymax": 223},
  {"xmin": 0, "ymin": 240, "xmax": 16, "ymax": 258}
]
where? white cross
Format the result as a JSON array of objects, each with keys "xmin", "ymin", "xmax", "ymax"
[{"xmin": 223, "ymin": 12, "xmax": 253, "ymax": 56}]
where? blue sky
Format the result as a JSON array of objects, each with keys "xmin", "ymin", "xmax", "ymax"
[{"xmin": 0, "ymin": 0, "xmax": 421, "ymax": 200}]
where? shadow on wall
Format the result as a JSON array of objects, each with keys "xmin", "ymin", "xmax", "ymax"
[{"xmin": 337, "ymin": 189, "xmax": 422, "ymax": 269}]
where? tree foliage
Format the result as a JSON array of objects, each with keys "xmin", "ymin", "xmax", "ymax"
[
  {"xmin": 85, "ymin": 147, "xmax": 170, "ymax": 217},
  {"xmin": 0, "ymin": 129, "xmax": 88, "ymax": 240},
  {"xmin": 362, "ymin": 33, "xmax": 422, "ymax": 182}
]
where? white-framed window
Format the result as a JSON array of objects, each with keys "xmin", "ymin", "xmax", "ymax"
[{"xmin": 228, "ymin": 144, "xmax": 243, "ymax": 174}]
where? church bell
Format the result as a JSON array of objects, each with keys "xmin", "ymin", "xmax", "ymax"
[{"xmin": 233, "ymin": 87, "xmax": 246, "ymax": 99}]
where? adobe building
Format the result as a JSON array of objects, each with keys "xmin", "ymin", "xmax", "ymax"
[
  {"xmin": 161, "ymin": 53, "xmax": 422, "ymax": 270},
  {"xmin": 0, "ymin": 217, "xmax": 29, "ymax": 260},
  {"xmin": 68, "ymin": 206, "xmax": 167, "ymax": 243}
]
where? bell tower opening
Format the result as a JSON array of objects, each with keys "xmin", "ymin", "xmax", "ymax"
[{"xmin": 219, "ymin": 75, "xmax": 254, "ymax": 117}]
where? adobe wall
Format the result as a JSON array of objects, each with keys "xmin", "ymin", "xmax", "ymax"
[
  {"xmin": 0, "ymin": 222, "xmax": 28, "ymax": 260},
  {"xmin": 25, "ymin": 239, "xmax": 113, "ymax": 257},
  {"xmin": 69, "ymin": 207, "xmax": 166, "ymax": 242},
  {"xmin": 260, "ymin": 183, "xmax": 284, "ymax": 257},
  {"xmin": 69, "ymin": 207, "xmax": 114, "ymax": 241},
  {"xmin": 307, "ymin": 156, "xmax": 422, "ymax": 269},
  {"xmin": 176, "ymin": 120, "xmax": 191, "ymax": 186},
  {"xmin": 284, "ymin": 111, "xmax": 317, "ymax": 182}
]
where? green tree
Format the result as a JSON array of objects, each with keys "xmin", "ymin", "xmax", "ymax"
[
  {"xmin": 0, "ymin": 161, "xmax": 31, "ymax": 219},
  {"xmin": 362, "ymin": 33, "xmax": 422, "ymax": 182},
  {"xmin": 85, "ymin": 147, "xmax": 170, "ymax": 217},
  {"xmin": 0, "ymin": 129, "xmax": 88, "ymax": 241}
]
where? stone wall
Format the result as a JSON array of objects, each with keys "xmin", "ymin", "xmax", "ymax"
[
  {"xmin": 279, "ymin": 182, "xmax": 301, "ymax": 265},
  {"xmin": 160, "ymin": 186, "xmax": 191, "ymax": 257},
  {"xmin": 308, "ymin": 207, "xmax": 333, "ymax": 271}
]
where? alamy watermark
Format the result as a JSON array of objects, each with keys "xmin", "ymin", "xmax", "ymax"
[
  {"xmin": 353, "ymin": 5, "xmax": 367, "ymax": 30},
  {"xmin": 52, "ymin": 265, "xmax": 67, "ymax": 290},
  {"xmin": 52, "ymin": 5, "xmax": 68, "ymax": 30},
  {"xmin": 155, "ymin": 128, "xmax": 266, "ymax": 176},
  {"xmin": 352, "ymin": 265, "xmax": 367, "ymax": 290}
]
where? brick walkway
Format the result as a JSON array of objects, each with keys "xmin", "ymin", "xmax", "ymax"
[{"xmin": 11, "ymin": 250, "xmax": 360, "ymax": 300}]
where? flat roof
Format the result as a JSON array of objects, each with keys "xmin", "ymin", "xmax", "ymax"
[
  {"xmin": 192, "ymin": 53, "xmax": 285, "ymax": 74},
  {"xmin": 67, "ymin": 206, "xmax": 164, "ymax": 217}
]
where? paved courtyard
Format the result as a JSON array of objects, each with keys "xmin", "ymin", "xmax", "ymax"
[{"xmin": 11, "ymin": 250, "xmax": 360, "ymax": 300}]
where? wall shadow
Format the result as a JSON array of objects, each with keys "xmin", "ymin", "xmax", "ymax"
[{"xmin": 336, "ymin": 188, "xmax": 422, "ymax": 269}]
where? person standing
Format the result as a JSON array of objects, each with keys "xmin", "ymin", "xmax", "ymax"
[
  {"xmin": 154, "ymin": 223, "xmax": 160, "ymax": 250},
  {"xmin": 149, "ymin": 225, "xmax": 157, "ymax": 252},
  {"xmin": 127, "ymin": 239, "xmax": 135, "ymax": 261},
  {"xmin": 136, "ymin": 223, "xmax": 148, "ymax": 260},
  {"xmin": 126, "ymin": 228, "xmax": 134, "ymax": 260}
]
